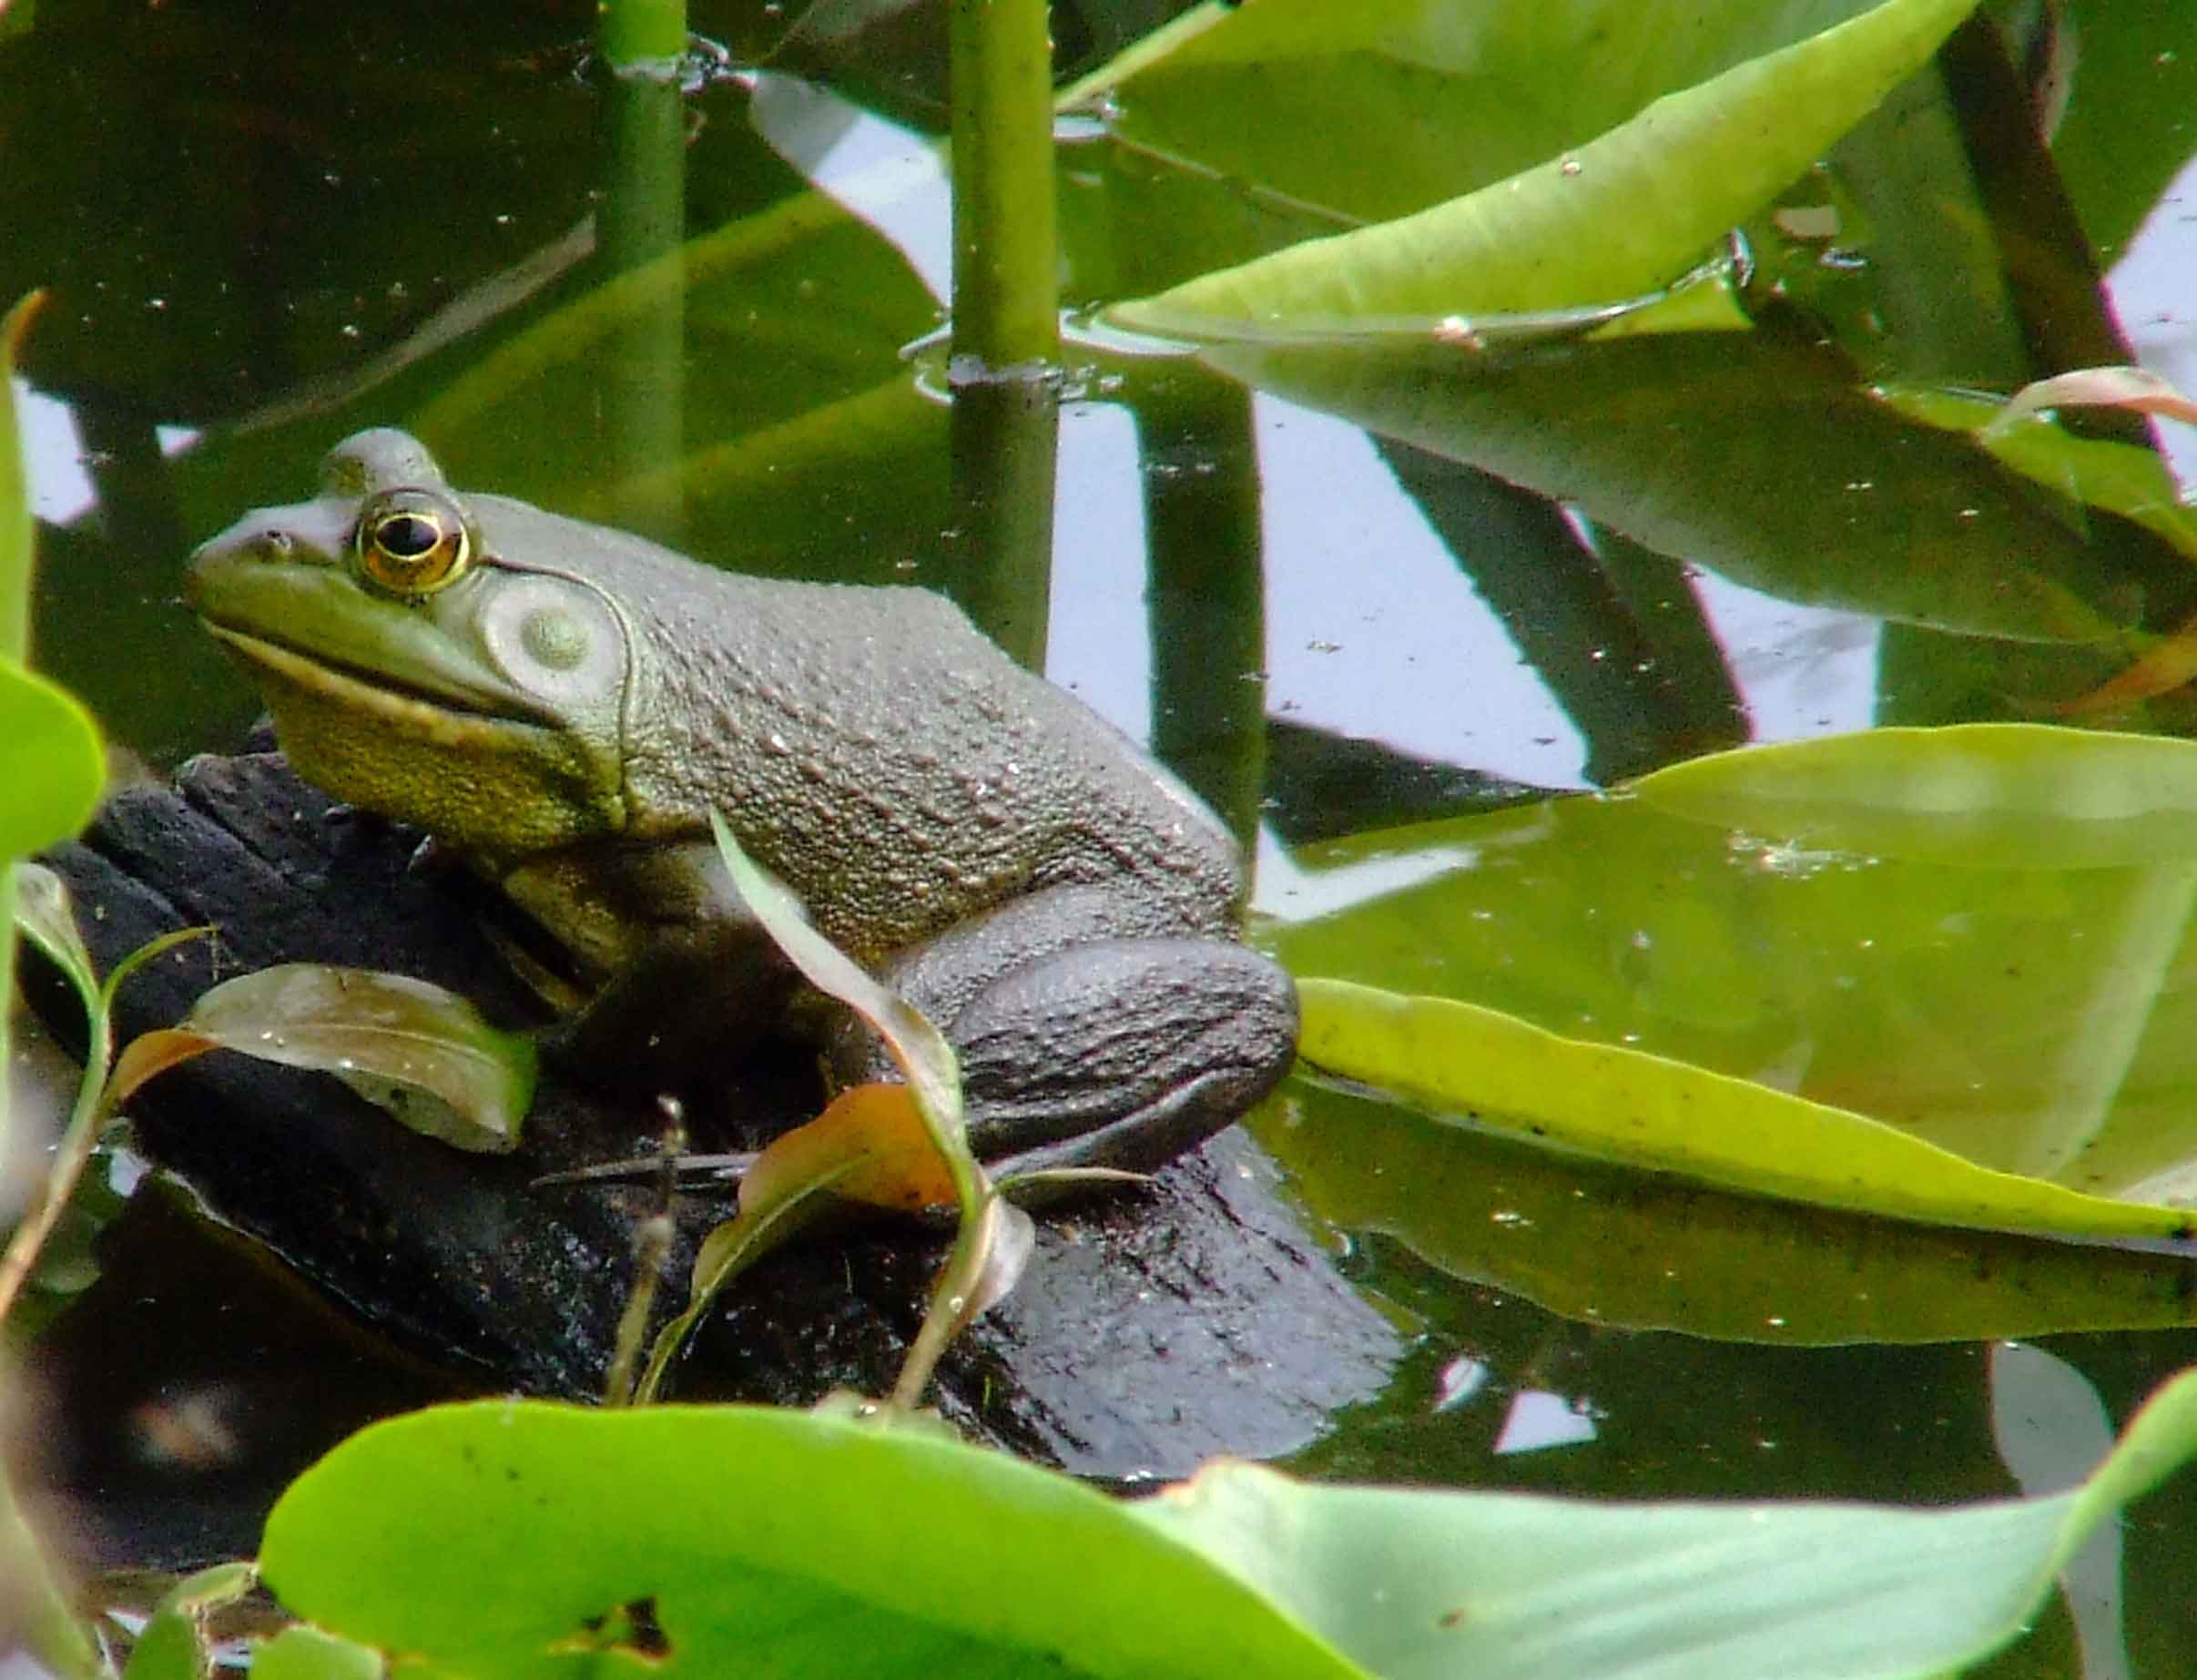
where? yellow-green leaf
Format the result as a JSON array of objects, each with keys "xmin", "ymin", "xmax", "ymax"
[{"xmin": 1297, "ymin": 977, "xmax": 2197, "ymax": 1242}]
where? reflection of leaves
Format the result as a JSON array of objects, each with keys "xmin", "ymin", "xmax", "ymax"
[
  {"xmin": 1105, "ymin": 0, "xmax": 1976, "ymax": 330},
  {"xmin": 256, "ymin": 1378, "xmax": 2197, "ymax": 1679},
  {"xmin": 1203, "ymin": 331, "xmax": 2157, "ymax": 644},
  {"xmin": 1256, "ymin": 1081, "xmax": 2197, "ymax": 1344}
]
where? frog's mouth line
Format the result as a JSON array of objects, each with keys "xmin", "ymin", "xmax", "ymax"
[{"xmin": 201, "ymin": 622, "xmax": 560, "ymax": 732}]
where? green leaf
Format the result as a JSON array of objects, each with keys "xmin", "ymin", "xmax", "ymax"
[
  {"xmin": 258, "ymin": 1400, "xmax": 1358, "ymax": 1679},
  {"xmin": 1298, "ymin": 977, "xmax": 2197, "ymax": 1242},
  {"xmin": 255, "ymin": 1374, "xmax": 2197, "ymax": 1680},
  {"xmin": 1192, "ymin": 332, "xmax": 2131, "ymax": 647},
  {"xmin": 1878, "ymin": 381, "xmax": 2197, "ymax": 563},
  {"xmin": 1129, "ymin": 1364, "xmax": 2197, "ymax": 1680},
  {"xmin": 248, "ymin": 1625, "xmax": 385, "ymax": 1680},
  {"xmin": 1275, "ymin": 750, "xmax": 2197, "ymax": 1199},
  {"xmin": 123, "ymin": 1563, "xmax": 257, "ymax": 1680},
  {"xmin": 1107, "ymin": 0, "xmax": 1979, "ymax": 331},
  {"xmin": 176, "ymin": 965, "xmax": 537, "ymax": 1154},
  {"xmin": 1, "ymin": 1452, "xmax": 106, "ymax": 1680},
  {"xmin": 1633, "ymin": 724, "xmax": 2197, "ymax": 868},
  {"xmin": 708, "ymin": 809, "xmax": 962, "ymax": 1136},
  {"xmin": 13, "ymin": 859, "xmax": 98, "ymax": 1016},
  {"xmin": 0, "ymin": 660, "xmax": 103, "ymax": 862}
]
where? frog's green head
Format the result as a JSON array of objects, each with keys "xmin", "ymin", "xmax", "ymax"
[{"xmin": 186, "ymin": 429, "xmax": 633, "ymax": 860}]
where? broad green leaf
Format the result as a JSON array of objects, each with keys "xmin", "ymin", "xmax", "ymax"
[
  {"xmin": 1256, "ymin": 1079, "xmax": 2197, "ymax": 1344},
  {"xmin": 1195, "ymin": 332, "xmax": 2132, "ymax": 647},
  {"xmin": 1298, "ymin": 977, "xmax": 2197, "ymax": 1242},
  {"xmin": 0, "ymin": 661, "xmax": 103, "ymax": 860},
  {"xmin": 1107, "ymin": 0, "xmax": 1978, "ymax": 332},
  {"xmin": 1130, "ymin": 1364, "xmax": 2197, "ymax": 1680},
  {"xmin": 174, "ymin": 965, "xmax": 536, "ymax": 1154},
  {"xmin": 259, "ymin": 1400, "xmax": 1358, "ymax": 1680},
  {"xmin": 1634, "ymin": 725, "xmax": 2197, "ymax": 868},
  {"xmin": 255, "ymin": 1377, "xmax": 2197, "ymax": 1680}
]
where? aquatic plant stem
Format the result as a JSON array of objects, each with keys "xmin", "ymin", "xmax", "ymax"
[{"xmin": 943, "ymin": 0, "xmax": 1061, "ymax": 667}]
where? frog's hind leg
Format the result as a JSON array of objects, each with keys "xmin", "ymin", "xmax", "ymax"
[{"xmin": 837, "ymin": 889, "xmax": 1298, "ymax": 1181}]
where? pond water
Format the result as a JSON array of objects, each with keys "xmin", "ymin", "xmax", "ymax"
[{"xmin": 8, "ymin": 0, "xmax": 2197, "ymax": 1672}]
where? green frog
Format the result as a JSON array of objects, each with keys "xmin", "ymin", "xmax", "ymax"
[{"xmin": 185, "ymin": 429, "xmax": 1297, "ymax": 1176}]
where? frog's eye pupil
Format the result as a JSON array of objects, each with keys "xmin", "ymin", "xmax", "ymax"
[{"xmin": 376, "ymin": 514, "xmax": 442, "ymax": 559}]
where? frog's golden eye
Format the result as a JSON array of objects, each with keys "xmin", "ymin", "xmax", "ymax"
[{"xmin": 354, "ymin": 490, "xmax": 473, "ymax": 597}]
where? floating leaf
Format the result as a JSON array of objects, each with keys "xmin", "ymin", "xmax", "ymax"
[
  {"xmin": 1633, "ymin": 724, "xmax": 2197, "ymax": 869},
  {"xmin": 174, "ymin": 964, "xmax": 536, "ymax": 1153},
  {"xmin": 1108, "ymin": 0, "xmax": 1978, "ymax": 332},
  {"xmin": 1297, "ymin": 977, "xmax": 2197, "ymax": 1243}
]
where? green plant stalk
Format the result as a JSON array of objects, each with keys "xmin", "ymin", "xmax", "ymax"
[
  {"xmin": 597, "ymin": 0, "xmax": 688, "ymax": 544},
  {"xmin": 949, "ymin": 0, "xmax": 1058, "ymax": 372},
  {"xmin": 599, "ymin": 0, "xmax": 686, "ymax": 68},
  {"xmin": 940, "ymin": 0, "xmax": 1062, "ymax": 666},
  {"xmin": 0, "ymin": 924, "xmax": 201, "ymax": 1328},
  {"xmin": 886, "ymin": 1114, "xmax": 992, "ymax": 1415},
  {"xmin": 1, "ymin": 297, "xmax": 44, "ymax": 1181}
]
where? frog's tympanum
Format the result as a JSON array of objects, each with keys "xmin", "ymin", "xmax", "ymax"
[{"xmin": 186, "ymin": 430, "xmax": 1298, "ymax": 1176}]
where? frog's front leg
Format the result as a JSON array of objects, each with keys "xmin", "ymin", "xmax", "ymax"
[
  {"xmin": 503, "ymin": 839, "xmax": 799, "ymax": 1095},
  {"xmin": 835, "ymin": 885, "xmax": 1300, "ymax": 1177}
]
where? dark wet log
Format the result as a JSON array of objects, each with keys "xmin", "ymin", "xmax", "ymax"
[{"xmin": 25, "ymin": 745, "xmax": 1398, "ymax": 1482}]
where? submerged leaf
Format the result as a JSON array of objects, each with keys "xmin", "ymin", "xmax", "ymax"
[
  {"xmin": 1257, "ymin": 1081, "xmax": 2197, "ymax": 1345},
  {"xmin": 1633, "ymin": 724, "xmax": 2197, "ymax": 868},
  {"xmin": 178, "ymin": 964, "xmax": 536, "ymax": 1153}
]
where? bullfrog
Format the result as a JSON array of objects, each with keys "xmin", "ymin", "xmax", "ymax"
[{"xmin": 185, "ymin": 429, "xmax": 1297, "ymax": 1176}]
